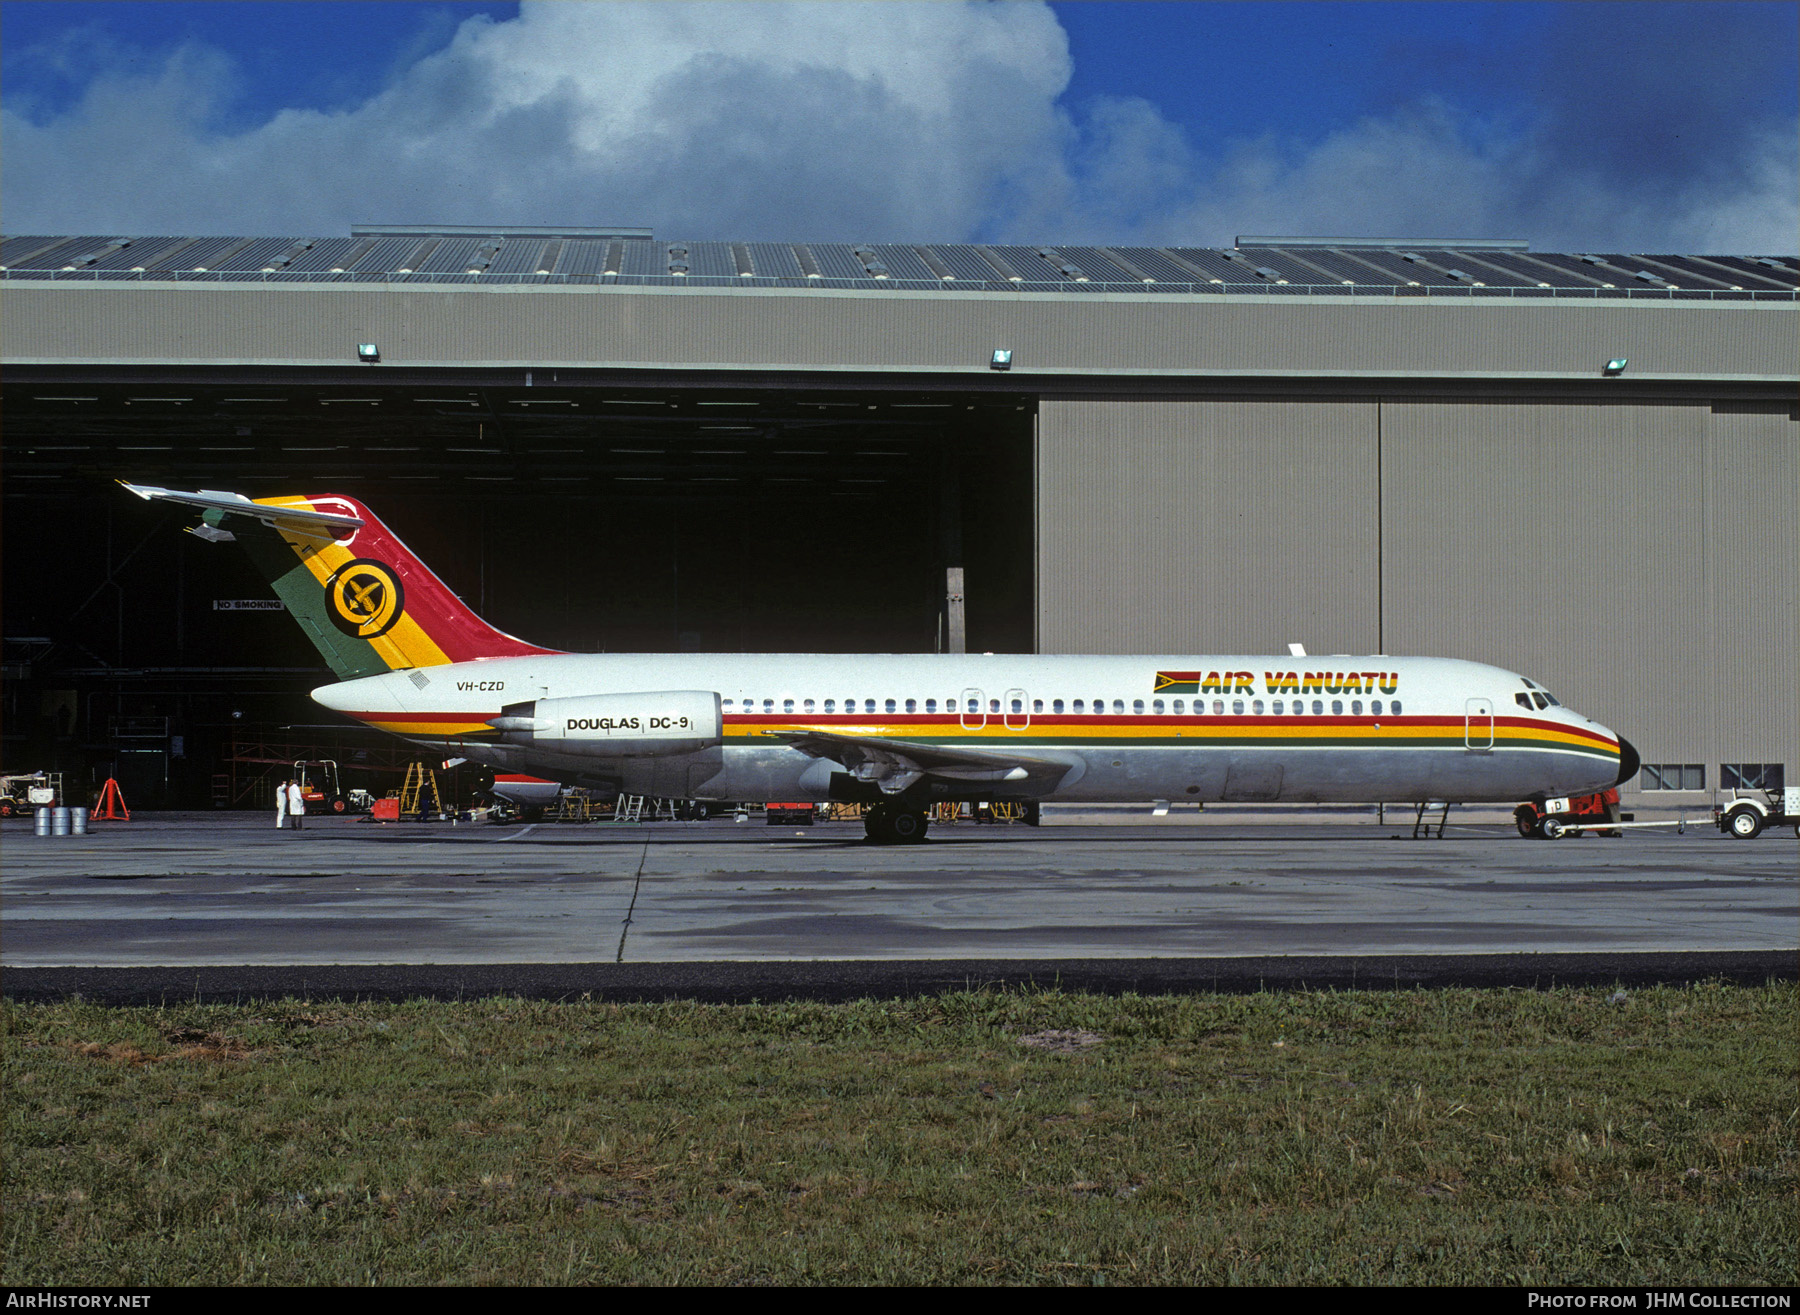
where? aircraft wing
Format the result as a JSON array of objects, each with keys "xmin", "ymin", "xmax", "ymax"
[
  {"xmin": 762, "ymin": 727, "xmax": 1079, "ymax": 796},
  {"xmin": 119, "ymin": 482, "xmax": 364, "ymax": 539}
]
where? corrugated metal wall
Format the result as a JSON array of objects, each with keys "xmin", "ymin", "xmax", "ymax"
[
  {"xmin": 6, "ymin": 283, "xmax": 1794, "ymax": 380},
  {"xmin": 1037, "ymin": 397, "xmax": 1380, "ymax": 654},
  {"xmin": 1039, "ymin": 394, "xmax": 1798, "ymax": 796}
]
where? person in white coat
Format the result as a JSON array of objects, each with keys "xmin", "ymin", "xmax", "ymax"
[
  {"xmin": 276, "ymin": 779, "xmax": 291, "ymax": 829},
  {"xmin": 286, "ymin": 779, "xmax": 307, "ymax": 831}
]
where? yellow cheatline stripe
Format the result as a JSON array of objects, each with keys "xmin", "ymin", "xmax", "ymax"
[
  {"xmin": 260, "ymin": 497, "xmax": 450, "ymax": 671},
  {"xmin": 364, "ymin": 720, "xmax": 492, "ymax": 736}
]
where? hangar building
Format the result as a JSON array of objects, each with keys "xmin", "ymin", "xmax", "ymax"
[{"xmin": 3, "ymin": 227, "xmax": 1795, "ymax": 809}]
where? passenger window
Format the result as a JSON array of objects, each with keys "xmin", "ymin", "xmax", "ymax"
[
  {"xmin": 782, "ymin": 699, "xmax": 794, "ymax": 713},
  {"xmin": 885, "ymin": 699, "xmax": 896, "ymax": 713},
  {"xmin": 1370, "ymin": 700, "xmax": 1382, "ymax": 716},
  {"xmin": 1351, "ymin": 700, "xmax": 1362, "ymax": 715},
  {"xmin": 1272, "ymin": 700, "xmax": 1283, "ymax": 715},
  {"xmin": 1152, "ymin": 700, "xmax": 1164, "ymax": 714},
  {"xmin": 1252, "ymin": 700, "xmax": 1264, "ymax": 715},
  {"xmin": 1173, "ymin": 699, "xmax": 1184, "ymax": 714},
  {"xmin": 722, "ymin": 698, "xmax": 735, "ymax": 710},
  {"xmin": 1331, "ymin": 700, "xmax": 1343, "ymax": 715},
  {"xmin": 1292, "ymin": 702, "xmax": 1304, "ymax": 716},
  {"xmin": 803, "ymin": 699, "xmax": 814, "ymax": 713},
  {"xmin": 1133, "ymin": 700, "xmax": 1145, "ymax": 714},
  {"xmin": 1011, "ymin": 698, "xmax": 1022, "ymax": 713},
  {"xmin": 1033, "ymin": 699, "xmax": 1043, "ymax": 713},
  {"xmin": 823, "ymin": 699, "xmax": 835, "ymax": 713},
  {"xmin": 1107, "ymin": 699, "xmax": 1120, "ymax": 715},
  {"xmin": 924, "ymin": 699, "xmax": 936, "ymax": 713},
  {"xmin": 763, "ymin": 699, "xmax": 775, "ymax": 713},
  {"xmin": 1390, "ymin": 701, "xmax": 1402, "ymax": 715},
  {"xmin": 1213, "ymin": 699, "xmax": 1225, "ymax": 715},
  {"xmin": 1232, "ymin": 700, "xmax": 1245, "ymax": 716},
  {"xmin": 865, "ymin": 699, "xmax": 876, "ymax": 714},
  {"xmin": 905, "ymin": 699, "xmax": 916, "ymax": 713},
  {"xmin": 1053, "ymin": 699, "xmax": 1065, "ymax": 714},
  {"xmin": 1312, "ymin": 700, "xmax": 1324, "ymax": 715},
  {"xmin": 989, "ymin": 698, "xmax": 1000, "ymax": 714}
]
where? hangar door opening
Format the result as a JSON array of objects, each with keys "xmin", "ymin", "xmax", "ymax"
[{"xmin": 3, "ymin": 380, "xmax": 1036, "ymax": 805}]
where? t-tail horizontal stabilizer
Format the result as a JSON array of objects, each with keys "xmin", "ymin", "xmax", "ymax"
[{"xmin": 119, "ymin": 480, "xmax": 555, "ymax": 682}]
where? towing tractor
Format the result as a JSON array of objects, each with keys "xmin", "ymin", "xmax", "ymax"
[
  {"xmin": 1715, "ymin": 786, "xmax": 1800, "ymax": 839},
  {"xmin": 0, "ymin": 772, "xmax": 63, "ymax": 818},
  {"xmin": 292, "ymin": 760, "xmax": 373, "ymax": 815},
  {"xmin": 1515, "ymin": 789, "xmax": 1624, "ymax": 839}
]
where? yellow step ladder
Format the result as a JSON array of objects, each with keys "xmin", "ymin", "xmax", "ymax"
[{"xmin": 399, "ymin": 761, "xmax": 444, "ymax": 820}]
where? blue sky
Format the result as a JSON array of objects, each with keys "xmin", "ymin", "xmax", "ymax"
[{"xmin": 3, "ymin": 1, "xmax": 1794, "ymax": 251}]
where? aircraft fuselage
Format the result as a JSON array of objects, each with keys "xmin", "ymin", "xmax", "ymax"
[{"xmin": 312, "ymin": 651, "xmax": 1629, "ymax": 807}]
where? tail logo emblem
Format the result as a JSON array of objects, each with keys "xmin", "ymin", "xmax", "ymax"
[{"xmin": 325, "ymin": 559, "xmax": 405, "ymax": 639}]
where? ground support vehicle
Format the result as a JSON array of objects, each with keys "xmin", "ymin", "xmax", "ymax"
[
  {"xmin": 293, "ymin": 760, "xmax": 372, "ymax": 814},
  {"xmin": 1714, "ymin": 787, "xmax": 1800, "ymax": 839},
  {"xmin": 766, "ymin": 802, "xmax": 816, "ymax": 825},
  {"xmin": 0, "ymin": 772, "xmax": 63, "ymax": 817},
  {"xmin": 1514, "ymin": 789, "xmax": 1695, "ymax": 839}
]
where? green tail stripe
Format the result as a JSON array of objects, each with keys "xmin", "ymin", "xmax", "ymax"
[{"xmin": 231, "ymin": 519, "xmax": 389, "ymax": 681}]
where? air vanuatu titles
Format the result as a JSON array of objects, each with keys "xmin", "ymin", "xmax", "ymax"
[{"xmin": 1156, "ymin": 669, "xmax": 1402, "ymax": 695}]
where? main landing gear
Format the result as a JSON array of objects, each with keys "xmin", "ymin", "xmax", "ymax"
[{"xmin": 864, "ymin": 803, "xmax": 930, "ymax": 845}]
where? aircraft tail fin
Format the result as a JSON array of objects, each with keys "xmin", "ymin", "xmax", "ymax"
[{"xmin": 121, "ymin": 483, "xmax": 554, "ymax": 681}]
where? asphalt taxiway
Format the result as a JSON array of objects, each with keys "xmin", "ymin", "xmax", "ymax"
[{"xmin": 3, "ymin": 811, "xmax": 1792, "ymax": 1001}]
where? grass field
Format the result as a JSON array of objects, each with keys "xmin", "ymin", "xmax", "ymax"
[{"xmin": 3, "ymin": 984, "xmax": 1794, "ymax": 1286}]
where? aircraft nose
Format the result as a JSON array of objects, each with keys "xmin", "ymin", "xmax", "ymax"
[{"xmin": 1615, "ymin": 735, "xmax": 1640, "ymax": 786}]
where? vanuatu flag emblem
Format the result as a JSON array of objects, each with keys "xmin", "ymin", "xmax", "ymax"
[{"xmin": 1154, "ymin": 671, "xmax": 1202, "ymax": 694}]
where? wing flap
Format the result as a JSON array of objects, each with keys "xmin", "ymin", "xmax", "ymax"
[{"xmin": 763, "ymin": 727, "xmax": 1080, "ymax": 795}]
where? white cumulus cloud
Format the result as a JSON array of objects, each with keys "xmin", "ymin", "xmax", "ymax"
[{"xmin": 2, "ymin": 0, "xmax": 1793, "ymax": 253}]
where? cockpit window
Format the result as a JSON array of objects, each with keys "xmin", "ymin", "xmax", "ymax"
[
  {"xmin": 1515, "ymin": 693, "xmax": 1532, "ymax": 709},
  {"xmin": 1531, "ymin": 692, "xmax": 1549, "ymax": 709}
]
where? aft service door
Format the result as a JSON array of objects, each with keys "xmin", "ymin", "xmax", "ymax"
[
  {"xmin": 1464, "ymin": 698, "xmax": 1495, "ymax": 752},
  {"xmin": 1003, "ymin": 688, "xmax": 1030, "ymax": 731},
  {"xmin": 960, "ymin": 688, "xmax": 986, "ymax": 731}
]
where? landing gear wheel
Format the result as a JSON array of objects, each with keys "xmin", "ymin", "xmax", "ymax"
[
  {"xmin": 864, "ymin": 806, "xmax": 929, "ymax": 844},
  {"xmin": 1726, "ymin": 807, "xmax": 1764, "ymax": 839},
  {"xmin": 887, "ymin": 809, "xmax": 929, "ymax": 844}
]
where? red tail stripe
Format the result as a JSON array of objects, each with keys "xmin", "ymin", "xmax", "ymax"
[{"xmin": 320, "ymin": 495, "xmax": 558, "ymax": 662}]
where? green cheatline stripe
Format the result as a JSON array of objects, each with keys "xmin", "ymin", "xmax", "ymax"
[{"xmin": 725, "ymin": 732, "xmax": 1616, "ymax": 758}]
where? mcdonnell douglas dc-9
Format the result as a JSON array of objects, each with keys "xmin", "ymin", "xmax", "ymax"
[{"xmin": 124, "ymin": 484, "xmax": 1639, "ymax": 843}]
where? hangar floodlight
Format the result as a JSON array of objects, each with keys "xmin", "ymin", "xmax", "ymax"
[
  {"xmin": 1604, "ymin": 358, "xmax": 1627, "ymax": 376},
  {"xmin": 357, "ymin": 343, "xmax": 380, "ymax": 363},
  {"xmin": 990, "ymin": 349, "xmax": 1013, "ymax": 371}
]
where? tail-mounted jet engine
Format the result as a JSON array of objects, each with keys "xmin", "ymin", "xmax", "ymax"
[{"xmin": 488, "ymin": 691, "xmax": 721, "ymax": 757}]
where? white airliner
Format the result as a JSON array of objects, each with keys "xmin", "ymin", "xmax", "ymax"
[{"xmin": 123, "ymin": 483, "xmax": 1638, "ymax": 842}]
